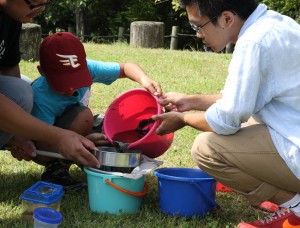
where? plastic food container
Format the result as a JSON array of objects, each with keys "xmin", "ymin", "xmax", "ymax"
[
  {"xmin": 20, "ymin": 181, "xmax": 64, "ymax": 221},
  {"xmin": 33, "ymin": 207, "xmax": 62, "ymax": 228}
]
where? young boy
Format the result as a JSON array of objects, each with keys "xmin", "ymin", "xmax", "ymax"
[{"xmin": 31, "ymin": 32, "xmax": 163, "ymax": 191}]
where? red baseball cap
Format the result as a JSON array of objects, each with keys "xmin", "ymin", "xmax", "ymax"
[{"xmin": 39, "ymin": 32, "xmax": 93, "ymax": 92}]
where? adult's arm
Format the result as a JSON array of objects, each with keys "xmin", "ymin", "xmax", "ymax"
[
  {"xmin": 0, "ymin": 65, "xmax": 21, "ymax": 77},
  {"xmin": 153, "ymin": 111, "xmax": 213, "ymax": 135},
  {"xmin": 157, "ymin": 92, "xmax": 222, "ymax": 112},
  {"xmin": 0, "ymin": 94, "xmax": 99, "ymax": 167}
]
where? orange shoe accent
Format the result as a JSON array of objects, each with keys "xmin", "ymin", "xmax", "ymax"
[
  {"xmin": 238, "ymin": 209, "xmax": 300, "ymax": 228},
  {"xmin": 216, "ymin": 182, "xmax": 232, "ymax": 192},
  {"xmin": 259, "ymin": 201, "xmax": 279, "ymax": 213},
  {"xmin": 283, "ymin": 219, "xmax": 300, "ymax": 228}
]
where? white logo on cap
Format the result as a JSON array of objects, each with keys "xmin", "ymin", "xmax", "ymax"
[{"xmin": 56, "ymin": 54, "xmax": 81, "ymax": 68}]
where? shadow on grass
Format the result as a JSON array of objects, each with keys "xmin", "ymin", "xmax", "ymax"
[{"xmin": 0, "ymin": 153, "xmax": 263, "ymax": 228}]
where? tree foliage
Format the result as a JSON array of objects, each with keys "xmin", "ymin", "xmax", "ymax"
[
  {"xmin": 36, "ymin": 0, "xmax": 176, "ymax": 35},
  {"xmin": 33, "ymin": 0, "xmax": 298, "ymax": 50},
  {"xmin": 166, "ymin": 0, "xmax": 300, "ymax": 23},
  {"xmin": 36, "ymin": 0, "xmax": 299, "ymax": 35},
  {"xmin": 259, "ymin": 0, "xmax": 300, "ymax": 23}
]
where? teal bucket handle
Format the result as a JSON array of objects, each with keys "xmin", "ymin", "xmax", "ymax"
[
  {"xmin": 105, "ymin": 179, "xmax": 148, "ymax": 198},
  {"xmin": 191, "ymin": 181, "xmax": 220, "ymax": 209}
]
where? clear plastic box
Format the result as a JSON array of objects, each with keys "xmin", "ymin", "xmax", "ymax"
[
  {"xmin": 21, "ymin": 181, "xmax": 64, "ymax": 221},
  {"xmin": 33, "ymin": 207, "xmax": 63, "ymax": 227}
]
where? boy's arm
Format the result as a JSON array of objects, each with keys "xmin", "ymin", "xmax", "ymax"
[{"xmin": 119, "ymin": 63, "xmax": 162, "ymax": 96}]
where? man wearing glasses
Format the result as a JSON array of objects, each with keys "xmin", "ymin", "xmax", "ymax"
[
  {"xmin": 0, "ymin": 1, "xmax": 100, "ymax": 173},
  {"xmin": 153, "ymin": 0, "xmax": 300, "ymax": 227}
]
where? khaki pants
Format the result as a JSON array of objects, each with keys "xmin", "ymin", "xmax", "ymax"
[{"xmin": 191, "ymin": 123, "xmax": 300, "ymax": 206}]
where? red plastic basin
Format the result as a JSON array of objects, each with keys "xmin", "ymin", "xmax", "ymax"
[{"xmin": 103, "ymin": 88, "xmax": 174, "ymax": 158}]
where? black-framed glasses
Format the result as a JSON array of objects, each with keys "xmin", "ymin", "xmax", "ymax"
[
  {"xmin": 189, "ymin": 15, "xmax": 219, "ymax": 33},
  {"xmin": 23, "ymin": 0, "xmax": 50, "ymax": 10}
]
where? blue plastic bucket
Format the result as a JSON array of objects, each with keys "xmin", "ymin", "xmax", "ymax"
[
  {"xmin": 153, "ymin": 168, "xmax": 219, "ymax": 217},
  {"xmin": 84, "ymin": 168, "xmax": 147, "ymax": 215}
]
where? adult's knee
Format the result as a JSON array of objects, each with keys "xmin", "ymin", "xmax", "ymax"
[
  {"xmin": 16, "ymin": 80, "xmax": 33, "ymax": 112},
  {"xmin": 191, "ymin": 132, "xmax": 217, "ymax": 167},
  {"xmin": 55, "ymin": 106, "xmax": 94, "ymax": 136},
  {"xmin": 70, "ymin": 108, "xmax": 94, "ymax": 135},
  {"xmin": 0, "ymin": 77, "xmax": 33, "ymax": 113}
]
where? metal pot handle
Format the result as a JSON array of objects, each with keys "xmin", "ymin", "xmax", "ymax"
[{"xmin": 105, "ymin": 179, "xmax": 148, "ymax": 198}]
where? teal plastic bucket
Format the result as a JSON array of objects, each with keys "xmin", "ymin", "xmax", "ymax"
[
  {"xmin": 154, "ymin": 168, "xmax": 219, "ymax": 217},
  {"xmin": 84, "ymin": 168, "xmax": 147, "ymax": 215}
]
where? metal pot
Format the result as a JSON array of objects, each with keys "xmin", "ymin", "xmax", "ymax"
[
  {"xmin": 94, "ymin": 146, "xmax": 141, "ymax": 173},
  {"xmin": 35, "ymin": 147, "xmax": 141, "ymax": 174}
]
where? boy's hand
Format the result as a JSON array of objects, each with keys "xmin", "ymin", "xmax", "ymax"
[
  {"xmin": 86, "ymin": 133, "xmax": 109, "ymax": 146},
  {"xmin": 141, "ymin": 77, "xmax": 163, "ymax": 97}
]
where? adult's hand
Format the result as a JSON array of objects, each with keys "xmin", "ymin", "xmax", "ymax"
[
  {"xmin": 153, "ymin": 111, "xmax": 213, "ymax": 134},
  {"xmin": 152, "ymin": 112, "xmax": 186, "ymax": 135},
  {"xmin": 157, "ymin": 92, "xmax": 190, "ymax": 112},
  {"xmin": 158, "ymin": 92, "xmax": 221, "ymax": 112},
  {"xmin": 0, "ymin": 94, "xmax": 99, "ymax": 167},
  {"xmin": 8, "ymin": 137, "xmax": 36, "ymax": 161},
  {"xmin": 51, "ymin": 129, "xmax": 100, "ymax": 168}
]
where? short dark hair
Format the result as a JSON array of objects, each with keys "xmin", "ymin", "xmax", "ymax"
[{"xmin": 180, "ymin": 0, "xmax": 258, "ymax": 21}]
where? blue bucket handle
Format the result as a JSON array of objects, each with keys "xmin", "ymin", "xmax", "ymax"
[{"xmin": 191, "ymin": 181, "xmax": 220, "ymax": 209}]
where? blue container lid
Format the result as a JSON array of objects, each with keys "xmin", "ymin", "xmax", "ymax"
[
  {"xmin": 34, "ymin": 207, "xmax": 63, "ymax": 224},
  {"xmin": 21, "ymin": 181, "xmax": 64, "ymax": 204}
]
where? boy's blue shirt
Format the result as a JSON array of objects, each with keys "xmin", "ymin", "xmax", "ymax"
[{"xmin": 31, "ymin": 59, "xmax": 120, "ymax": 125}]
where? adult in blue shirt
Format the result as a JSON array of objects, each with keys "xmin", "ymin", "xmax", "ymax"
[
  {"xmin": 31, "ymin": 32, "xmax": 162, "ymax": 191},
  {"xmin": 153, "ymin": 0, "xmax": 300, "ymax": 227}
]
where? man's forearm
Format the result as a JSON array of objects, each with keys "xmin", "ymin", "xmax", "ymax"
[
  {"xmin": 187, "ymin": 94, "xmax": 222, "ymax": 111},
  {"xmin": 0, "ymin": 94, "xmax": 58, "ymax": 143},
  {"xmin": 183, "ymin": 111, "xmax": 214, "ymax": 132}
]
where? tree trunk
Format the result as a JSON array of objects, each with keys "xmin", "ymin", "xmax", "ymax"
[
  {"xmin": 76, "ymin": 6, "xmax": 85, "ymax": 41},
  {"xmin": 130, "ymin": 21, "xmax": 164, "ymax": 48},
  {"xmin": 19, "ymin": 23, "xmax": 41, "ymax": 61},
  {"xmin": 118, "ymin": 27, "xmax": 125, "ymax": 42},
  {"xmin": 170, "ymin": 26, "xmax": 179, "ymax": 50}
]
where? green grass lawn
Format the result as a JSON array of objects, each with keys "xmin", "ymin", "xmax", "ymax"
[{"xmin": 0, "ymin": 42, "xmax": 266, "ymax": 227}]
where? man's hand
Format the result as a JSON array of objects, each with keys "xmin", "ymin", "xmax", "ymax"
[
  {"xmin": 152, "ymin": 112, "xmax": 186, "ymax": 135},
  {"xmin": 8, "ymin": 136, "xmax": 36, "ymax": 161},
  {"xmin": 157, "ymin": 92, "xmax": 190, "ymax": 112},
  {"xmin": 52, "ymin": 129, "xmax": 100, "ymax": 168}
]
